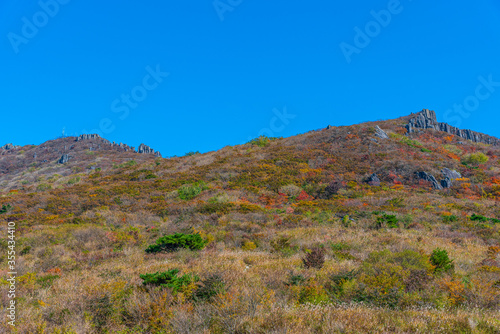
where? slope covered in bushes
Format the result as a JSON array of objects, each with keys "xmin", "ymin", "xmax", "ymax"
[{"xmin": 0, "ymin": 112, "xmax": 499, "ymax": 333}]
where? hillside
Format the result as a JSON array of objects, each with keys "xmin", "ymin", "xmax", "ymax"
[{"xmin": 1, "ymin": 109, "xmax": 500, "ymax": 333}]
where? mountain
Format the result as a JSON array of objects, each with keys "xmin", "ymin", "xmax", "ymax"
[{"xmin": 1, "ymin": 109, "xmax": 499, "ymax": 333}]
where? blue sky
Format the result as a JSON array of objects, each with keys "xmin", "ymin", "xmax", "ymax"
[{"xmin": 1, "ymin": 0, "xmax": 499, "ymax": 157}]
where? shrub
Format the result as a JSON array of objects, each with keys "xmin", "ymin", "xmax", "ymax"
[
  {"xmin": 193, "ymin": 274, "xmax": 225, "ymax": 302},
  {"xmin": 278, "ymin": 184, "xmax": 302, "ymax": 198},
  {"xmin": 36, "ymin": 183, "xmax": 52, "ymax": 191},
  {"xmin": 270, "ymin": 235, "xmax": 298, "ymax": 257},
  {"xmin": 241, "ymin": 241, "xmax": 257, "ymax": 251},
  {"xmin": 145, "ymin": 233, "xmax": 207, "ymax": 253},
  {"xmin": 442, "ymin": 214, "xmax": 458, "ymax": 223},
  {"xmin": 247, "ymin": 135, "xmax": 276, "ymax": 147},
  {"xmin": 303, "ymin": 247, "xmax": 325, "ymax": 269},
  {"xmin": 326, "ymin": 270, "xmax": 356, "ymax": 297},
  {"xmin": 178, "ymin": 182, "xmax": 207, "ymax": 200},
  {"xmin": 356, "ymin": 250, "xmax": 433, "ymax": 307},
  {"xmin": 0, "ymin": 204, "xmax": 12, "ymax": 214},
  {"xmin": 375, "ymin": 214, "xmax": 399, "ymax": 229},
  {"xmin": 185, "ymin": 151, "xmax": 200, "ymax": 156},
  {"xmin": 462, "ymin": 152, "xmax": 489, "ymax": 165},
  {"xmin": 470, "ymin": 214, "xmax": 488, "ymax": 222},
  {"xmin": 285, "ymin": 273, "xmax": 307, "ymax": 287},
  {"xmin": 430, "ymin": 248, "xmax": 454, "ymax": 274},
  {"xmin": 140, "ymin": 269, "xmax": 199, "ymax": 294},
  {"xmin": 67, "ymin": 176, "xmax": 81, "ymax": 185},
  {"xmin": 198, "ymin": 202, "xmax": 234, "ymax": 214}
]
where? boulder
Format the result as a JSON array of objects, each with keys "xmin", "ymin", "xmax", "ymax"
[
  {"xmin": 441, "ymin": 168, "xmax": 461, "ymax": 180},
  {"xmin": 417, "ymin": 171, "xmax": 443, "ymax": 190},
  {"xmin": 366, "ymin": 173, "xmax": 381, "ymax": 186},
  {"xmin": 58, "ymin": 154, "xmax": 71, "ymax": 164},
  {"xmin": 441, "ymin": 178, "xmax": 452, "ymax": 189},
  {"xmin": 374, "ymin": 126, "xmax": 389, "ymax": 139}
]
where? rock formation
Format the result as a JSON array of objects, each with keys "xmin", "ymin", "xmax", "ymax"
[
  {"xmin": 366, "ymin": 173, "xmax": 381, "ymax": 186},
  {"xmin": 1, "ymin": 144, "xmax": 17, "ymax": 150},
  {"xmin": 138, "ymin": 144, "xmax": 162, "ymax": 157},
  {"xmin": 406, "ymin": 109, "xmax": 499, "ymax": 146},
  {"xmin": 440, "ymin": 168, "xmax": 462, "ymax": 189},
  {"xmin": 76, "ymin": 134, "xmax": 101, "ymax": 141},
  {"xmin": 416, "ymin": 171, "xmax": 443, "ymax": 190},
  {"xmin": 374, "ymin": 126, "xmax": 389, "ymax": 139},
  {"xmin": 58, "ymin": 154, "xmax": 71, "ymax": 164}
]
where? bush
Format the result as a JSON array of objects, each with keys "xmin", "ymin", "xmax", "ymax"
[
  {"xmin": 178, "ymin": 182, "xmax": 208, "ymax": 200},
  {"xmin": 356, "ymin": 250, "xmax": 433, "ymax": 307},
  {"xmin": 185, "ymin": 151, "xmax": 200, "ymax": 156},
  {"xmin": 270, "ymin": 235, "xmax": 298, "ymax": 257},
  {"xmin": 430, "ymin": 248, "xmax": 454, "ymax": 274},
  {"xmin": 462, "ymin": 152, "xmax": 489, "ymax": 165},
  {"xmin": 303, "ymin": 247, "xmax": 325, "ymax": 269},
  {"xmin": 470, "ymin": 214, "xmax": 488, "ymax": 222},
  {"xmin": 140, "ymin": 269, "xmax": 199, "ymax": 294},
  {"xmin": 442, "ymin": 214, "xmax": 458, "ymax": 223},
  {"xmin": 278, "ymin": 184, "xmax": 303, "ymax": 198},
  {"xmin": 247, "ymin": 135, "xmax": 276, "ymax": 147},
  {"xmin": 193, "ymin": 274, "xmax": 225, "ymax": 302},
  {"xmin": 327, "ymin": 270, "xmax": 356, "ymax": 297},
  {"xmin": 0, "ymin": 204, "xmax": 12, "ymax": 214},
  {"xmin": 375, "ymin": 214, "xmax": 399, "ymax": 229},
  {"xmin": 145, "ymin": 233, "xmax": 207, "ymax": 253},
  {"xmin": 285, "ymin": 273, "xmax": 307, "ymax": 287}
]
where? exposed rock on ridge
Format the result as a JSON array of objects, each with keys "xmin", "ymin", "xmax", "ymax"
[
  {"xmin": 406, "ymin": 109, "xmax": 499, "ymax": 146},
  {"xmin": 76, "ymin": 134, "xmax": 161, "ymax": 157}
]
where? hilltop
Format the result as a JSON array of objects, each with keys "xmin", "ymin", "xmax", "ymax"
[{"xmin": 1, "ymin": 109, "xmax": 499, "ymax": 333}]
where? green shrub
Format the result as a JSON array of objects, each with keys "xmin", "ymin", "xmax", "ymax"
[
  {"xmin": 285, "ymin": 273, "xmax": 307, "ymax": 287},
  {"xmin": 177, "ymin": 182, "xmax": 208, "ymax": 200},
  {"xmin": 327, "ymin": 269, "xmax": 356, "ymax": 297},
  {"xmin": 36, "ymin": 183, "xmax": 52, "ymax": 191},
  {"xmin": 430, "ymin": 248, "xmax": 454, "ymax": 274},
  {"xmin": 67, "ymin": 176, "xmax": 81, "ymax": 185},
  {"xmin": 470, "ymin": 214, "xmax": 488, "ymax": 222},
  {"xmin": 442, "ymin": 215, "xmax": 458, "ymax": 223},
  {"xmin": 140, "ymin": 269, "xmax": 199, "ymax": 293},
  {"xmin": 376, "ymin": 214, "xmax": 399, "ymax": 229},
  {"xmin": 462, "ymin": 152, "xmax": 489, "ymax": 165},
  {"xmin": 145, "ymin": 233, "xmax": 207, "ymax": 253},
  {"xmin": 184, "ymin": 151, "xmax": 200, "ymax": 156},
  {"xmin": 193, "ymin": 274, "xmax": 225, "ymax": 302},
  {"xmin": 247, "ymin": 135, "xmax": 276, "ymax": 147},
  {"xmin": 0, "ymin": 204, "xmax": 12, "ymax": 214}
]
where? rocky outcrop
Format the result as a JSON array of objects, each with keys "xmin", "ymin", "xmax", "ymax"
[
  {"xmin": 406, "ymin": 109, "xmax": 499, "ymax": 146},
  {"xmin": 440, "ymin": 168, "xmax": 462, "ymax": 189},
  {"xmin": 58, "ymin": 154, "xmax": 71, "ymax": 164},
  {"xmin": 374, "ymin": 126, "xmax": 389, "ymax": 139},
  {"xmin": 138, "ymin": 144, "xmax": 162, "ymax": 157},
  {"xmin": 417, "ymin": 171, "xmax": 443, "ymax": 190},
  {"xmin": 441, "ymin": 168, "xmax": 461, "ymax": 180},
  {"xmin": 366, "ymin": 173, "xmax": 381, "ymax": 186},
  {"xmin": 76, "ymin": 134, "xmax": 101, "ymax": 141},
  {"xmin": 2, "ymin": 144, "xmax": 17, "ymax": 150}
]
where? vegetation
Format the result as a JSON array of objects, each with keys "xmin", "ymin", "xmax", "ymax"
[
  {"xmin": 1, "ymin": 117, "xmax": 500, "ymax": 332},
  {"xmin": 145, "ymin": 233, "xmax": 207, "ymax": 253}
]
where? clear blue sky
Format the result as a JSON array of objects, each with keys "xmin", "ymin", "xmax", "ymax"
[{"xmin": 1, "ymin": 0, "xmax": 499, "ymax": 157}]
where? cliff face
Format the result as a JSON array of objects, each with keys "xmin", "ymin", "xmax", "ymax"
[{"xmin": 406, "ymin": 109, "xmax": 499, "ymax": 146}]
